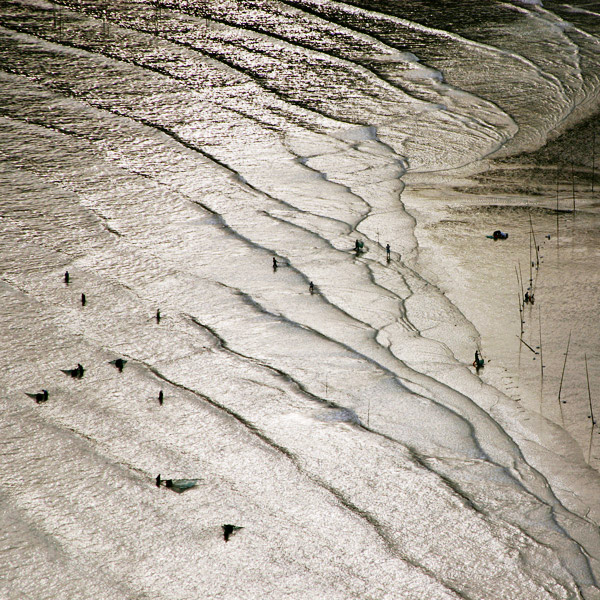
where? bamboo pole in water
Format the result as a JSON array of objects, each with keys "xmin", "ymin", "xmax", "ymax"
[{"xmin": 558, "ymin": 331, "xmax": 571, "ymax": 405}]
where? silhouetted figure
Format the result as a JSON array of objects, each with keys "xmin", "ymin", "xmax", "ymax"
[
  {"xmin": 112, "ymin": 358, "xmax": 126, "ymax": 372},
  {"xmin": 474, "ymin": 350, "xmax": 484, "ymax": 370},
  {"xmin": 309, "ymin": 281, "xmax": 314, "ymax": 295},
  {"xmin": 62, "ymin": 363, "xmax": 85, "ymax": 378},
  {"xmin": 355, "ymin": 239, "xmax": 360, "ymax": 254},
  {"xmin": 165, "ymin": 479, "xmax": 173, "ymax": 488},
  {"xmin": 222, "ymin": 524, "xmax": 243, "ymax": 542},
  {"xmin": 158, "ymin": 390, "xmax": 163, "ymax": 405},
  {"xmin": 64, "ymin": 271, "xmax": 70, "ymax": 284},
  {"xmin": 386, "ymin": 243, "xmax": 391, "ymax": 262},
  {"xmin": 273, "ymin": 257, "xmax": 278, "ymax": 271},
  {"xmin": 81, "ymin": 293, "xmax": 86, "ymax": 306},
  {"xmin": 156, "ymin": 474, "xmax": 161, "ymax": 487},
  {"xmin": 156, "ymin": 309, "xmax": 161, "ymax": 324},
  {"xmin": 27, "ymin": 389, "xmax": 48, "ymax": 403}
]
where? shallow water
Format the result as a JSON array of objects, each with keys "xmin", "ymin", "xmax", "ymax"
[{"xmin": 1, "ymin": 1, "xmax": 600, "ymax": 598}]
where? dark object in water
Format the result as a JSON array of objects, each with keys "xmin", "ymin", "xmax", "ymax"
[
  {"xmin": 222, "ymin": 524, "xmax": 243, "ymax": 542},
  {"xmin": 81, "ymin": 293, "xmax": 86, "ymax": 306},
  {"xmin": 64, "ymin": 271, "xmax": 70, "ymax": 284},
  {"xmin": 111, "ymin": 358, "xmax": 127, "ymax": 372},
  {"xmin": 158, "ymin": 390, "xmax": 163, "ymax": 405},
  {"xmin": 27, "ymin": 389, "xmax": 49, "ymax": 403},
  {"xmin": 61, "ymin": 363, "xmax": 85, "ymax": 379},
  {"xmin": 491, "ymin": 230, "xmax": 508, "ymax": 240}
]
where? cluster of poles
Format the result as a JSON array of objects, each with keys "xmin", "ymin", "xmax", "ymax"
[{"xmin": 514, "ymin": 146, "xmax": 597, "ymax": 463}]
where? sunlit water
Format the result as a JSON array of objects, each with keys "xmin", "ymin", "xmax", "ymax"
[{"xmin": 1, "ymin": 1, "xmax": 600, "ymax": 598}]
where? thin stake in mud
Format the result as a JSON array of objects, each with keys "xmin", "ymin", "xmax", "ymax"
[
  {"xmin": 585, "ymin": 354, "xmax": 596, "ymax": 425},
  {"xmin": 529, "ymin": 215, "xmax": 539, "ymax": 270},
  {"xmin": 592, "ymin": 130, "xmax": 596, "ymax": 195},
  {"xmin": 153, "ymin": 0, "xmax": 162, "ymax": 35},
  {"xmin": 515, "ymin": 268, "xmax": 523, "ymax": 335},
  {"xmin": 529, "ymin": 220, "xmax": 533, "ymax": 287},
  {"xmin": 556, "ymin": 172, "xmax": 560, "ymax": 251},
  {"xmin": 571, "ymin": 158, "xmax": 576, "ymax": 212},
  {"xmin": 586, "ymin": 353, "xmax": 596, "ymax": 464},
  {"xmin": 102, "ymin": 2, "xmax": 110, "ymax": 37},
  {"xmin": 558, "ymin": 331, "xmax": 571, "ymax": 405},
  {"xmin": 53, "ymin": 5, "xmax": 63, "ymax": 38},
  {"xmin": 516, "ymin": 336, "xmax": 538, "ymax": 355},
  {"xmin": 538, "ymin": 307, "xmax": 544, "ymax": 409}
]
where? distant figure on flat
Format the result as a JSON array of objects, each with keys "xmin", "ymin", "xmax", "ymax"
[
  {"xmin": 156, "ymin": 309, "xmax": 161, "ymax": 324},
  {"xmin": 27, "ymin": 389, "xmax": 48, "ymax": 403},
  {"xmin": 154, "ymin": 475, "xmax": 175, "ymax": 488},
  {"xmin": 61, "ymin": 363, "xmax": 85, "ymax": 379},
  {"xmin": 111, "ymin": 358, "xmax": 127, "ymax": 372},
  {"xmin": 386, "ymin": 243, "xmax": 391, "ymax": 262},
  {"xmin": 309, "ymin": 281, "xmax": 314, "ymax": 295},
  {"xmin": 491, "ymin": 230, "xmax": 508, "ymax": 240},
  {"xmin": 81, "ymin": 293, "xmax": 86, "ymax": 306},
  {"xmin": 473, "ymin": 350, "xmax": 484, "ymax": 370},
  {"xmin": 524, "ymin": 290, "xmax": 534, "ymax": 305},
  {"xmin": 273, "ymin": 257, "xmax": 278, "ymax": 271},
  {"xmin": 158, "ymin": 390, "xmax": 164, "ymax": 405},
  {"xmin": 64, "ymin": 271, "xmax": 70, "ymax": 284},
  {"xmin": 222, "ymin": 524, "xmax": 243, "ymax": 542}
]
